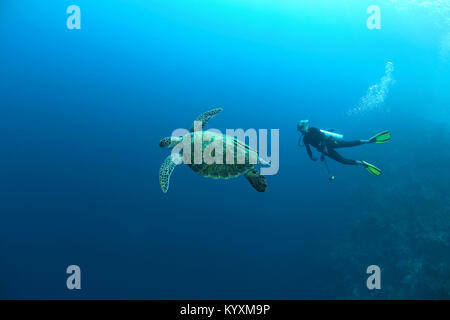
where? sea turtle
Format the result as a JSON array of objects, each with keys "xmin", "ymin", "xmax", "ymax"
[{"xmin": 159, "ymin": 108, "xmax": 268, "ymax": 193}]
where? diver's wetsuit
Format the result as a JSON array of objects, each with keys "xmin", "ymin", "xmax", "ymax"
[{"xmin": 301, "ymin": 127, "xmax": 362, "ymax": 165}]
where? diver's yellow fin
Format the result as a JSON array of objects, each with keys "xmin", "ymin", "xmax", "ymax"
[
  {"xmin": 361, "ymin": 160, "xmax": 381, "ymax": 176},
  {"xmin": 369, "ymin": 130, "xmax": 391, "ymax": 143}
]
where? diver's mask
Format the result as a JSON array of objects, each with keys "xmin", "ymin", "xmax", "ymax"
[{"xmin": 297, "ymin": 120, "xmax": 310, "ymax": 134}]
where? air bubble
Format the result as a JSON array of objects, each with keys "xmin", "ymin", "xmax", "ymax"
[{"xmin": 348, "ymin": 62, "xmax": 395, "ymax": 116}]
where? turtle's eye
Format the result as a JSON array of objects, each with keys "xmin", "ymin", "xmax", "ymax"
[
  {"xmin": 160, "ymin": 136, "xmax": 183, "ymax": 148},
  {"xmin": 159, "ymin": 137, "xmax": 172, "ymax": 148}
]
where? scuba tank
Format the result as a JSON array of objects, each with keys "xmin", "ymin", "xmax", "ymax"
[{"xmin": 320, "ymin": 129, "xmax": 343, "ymax": 140}]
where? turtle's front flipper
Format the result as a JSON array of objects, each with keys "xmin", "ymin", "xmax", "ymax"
[
  {"xmin": 159, "ymin": 154, "xmax": 181, "ymax": 193},
  {"xmin": 245, "ymin": 169, "xmax": 267, "ymax": 192},
  {"xmin": 190, "ymin": 108, "xmax": 223, "ymax": 132}
]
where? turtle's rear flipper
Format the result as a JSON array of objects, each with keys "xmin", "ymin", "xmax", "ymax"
[{"xmin": 245, "ymin": 169, "xmax": 267, "ymax": 192}]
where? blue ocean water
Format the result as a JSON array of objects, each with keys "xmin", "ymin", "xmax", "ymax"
[{"xmin": 0, "ymin": 0, "xmax": 449, "ymax": 299}]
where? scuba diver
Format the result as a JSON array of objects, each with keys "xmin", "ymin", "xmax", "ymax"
[{"xmin": 297, "ymin": 120, "xmax": 390, "ymax": 179}]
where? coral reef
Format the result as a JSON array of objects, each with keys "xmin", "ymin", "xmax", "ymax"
[{"xmin": 329, "ymin": 120, "xmax": 450, "ymax": 299}]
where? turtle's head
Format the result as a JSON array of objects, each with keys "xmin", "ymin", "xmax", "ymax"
[{"xmin": 159, "ymin": 136, "xmax": 183, "ymax": 149}]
